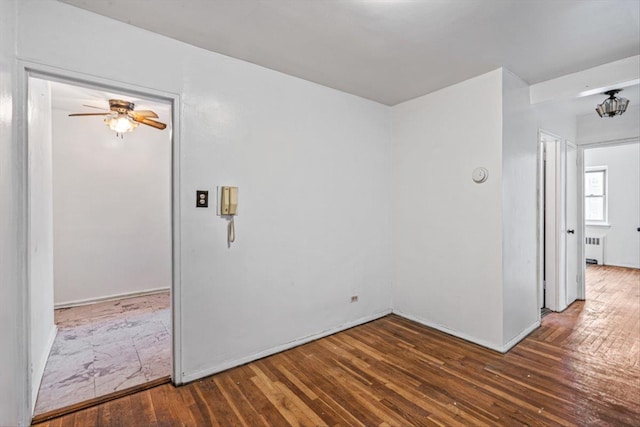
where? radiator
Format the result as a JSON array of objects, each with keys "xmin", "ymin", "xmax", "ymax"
[{"xmin": 585, "ymin": 236, "xmax": 604, "ymax": 265}]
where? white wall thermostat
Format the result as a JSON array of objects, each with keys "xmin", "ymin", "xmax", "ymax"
[{"xmin": 472, "ymin": 167, "xmax": 488, "ymax": 183}]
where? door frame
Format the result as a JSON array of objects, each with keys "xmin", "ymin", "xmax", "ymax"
[
  {"xmin": 17, "ymin": 60, "xmax": 183, "ymax": 420},
  {"xmin": 538, "ymin": 129, "xmax": 566, "ymax": 312},
  {"xmin": 577, "ymin": 144, "xmax": 586, "ymax": 301},
  {"xmin": 537, "ymin": 133, "xmax": 545, "ymax": 312}
]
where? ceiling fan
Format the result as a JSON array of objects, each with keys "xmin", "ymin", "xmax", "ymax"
[{"xmin": 69, "ymin": 99, "xmax": 167, "ymax": 136}]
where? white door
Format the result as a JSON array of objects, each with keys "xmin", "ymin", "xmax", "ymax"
[
  {"xmin": 543, "ymin": 133, "xmax": 563, "ymax": 311},
  {"xmin": 542, "ymin": 134, "xmax": 579, "ymax": 312},
  {"xmin": 566, "ymin": 142, "xmax": 578, "ymax": 305}
]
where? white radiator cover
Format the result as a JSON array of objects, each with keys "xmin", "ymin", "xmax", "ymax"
[{"xmin": 585, "ymin": 236, "xmax": 605, "ymax": 265}]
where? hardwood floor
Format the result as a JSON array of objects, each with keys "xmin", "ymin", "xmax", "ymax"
[{"xmin": 33, "ymin": 265, "xmax": 640, "ymax": 426}]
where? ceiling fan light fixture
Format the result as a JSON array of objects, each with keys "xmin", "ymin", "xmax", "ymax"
[
  {"xmin": 596, "ymin": 89, "xmax": 629, "ymax": 118},
  {"xmin": 69, "ymin": 99, "xmax": 166, "ymax": 135},
  {"xmin": 105, "ymin": 112, "xmax": 138, "ymax": 134}
]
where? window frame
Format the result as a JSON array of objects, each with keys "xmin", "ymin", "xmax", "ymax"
[{"xmin": 585, "ymin": 165, "xmax": 609, "ymax": 226}]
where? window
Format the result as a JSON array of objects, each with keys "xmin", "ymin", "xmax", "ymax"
[{"xmin": 585, "ymin": 166, "xmax": 607, "ymax": 224}]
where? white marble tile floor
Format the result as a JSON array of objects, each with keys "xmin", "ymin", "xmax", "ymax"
[{"xmin": 34, "ymin": 291, "xmax": 171, "ymax": 415}]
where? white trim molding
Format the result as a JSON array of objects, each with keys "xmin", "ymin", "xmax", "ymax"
[
  {"xmin": 182, "ymin": 309, "xmax": 393, "ymax": 383},
  {"xmin": 393, "ymin": 310, "xmax": 540, "ymax": 354},
  {"xmin": 54, "ymin": 287, "xmax": 171, "ymax": 309},
  {"xmin": 30, "ymin": 325, "xmax": 57, "ymax": 414},
  {"xmin": 501, "ymin": 321, "xmax": 541, "ymax": 352}
]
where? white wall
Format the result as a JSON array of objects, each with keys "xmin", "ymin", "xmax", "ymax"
[
  {"xmin": 577, "ymin": 105, "xmax": 640, "ymax": 145},
  {"xmin": 501, "ymin": 70, "xmax": 539, "ymax": 344},
  {"xmin": 51, "ymin": 105, "xmax": 172, "ymax": 306},
  {"xmin": 533, "ymin": 105, "xmax": 577, "ymax": 145},
  {"xmin": 0, "ymin": 1, "xmax": 26, "ymax": 425},
  {"xmin": 17, "ymin": 0, "xmax": 393, "ymax": 390},
  {"xmin": 585, "ymin": 143, "xmax": 640, "ymax": 268},
  {"xmin": 392, "ymin": 68, "xmax": 542, "ymax": 351},
  {"xmin": 28, "ymin": 78, "xmax": 57, "ymax": 411},
  {"xmin": 392, "ymin": 69, "xmax": 505, "ymax": 350}
]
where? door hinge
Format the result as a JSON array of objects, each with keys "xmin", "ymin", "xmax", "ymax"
[{"xmin": 543, "ymin": 280, "xmax": 546, "ymax": 290}]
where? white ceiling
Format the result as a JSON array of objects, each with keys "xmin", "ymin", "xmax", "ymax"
[{"xmin": 60, "ymin": 0, "xmax": 639, "ymax": 105}]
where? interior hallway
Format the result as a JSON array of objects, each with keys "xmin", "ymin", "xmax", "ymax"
[
  {"xmin": 34, "ymin": 292, "xmax": 171, "ymax": 415},
  {"xmin": 33, "ymin": 266, "xmax": 639, "ymax": 425}
]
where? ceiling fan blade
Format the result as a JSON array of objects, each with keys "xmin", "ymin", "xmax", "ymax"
[
  {"xmin": 82, "ymin": 104, "xmax": 108, "ymax": 111},
  {"xmin": 134, "ymin": 117, "xmax": 167, "ymax": 130},
  {"xmin": 69, "ymin": 113, "xmax": 109, "ymax": 117},
  {"xmin": 132, "ymin": 110, "xmax": 159, "ymax": 118}
]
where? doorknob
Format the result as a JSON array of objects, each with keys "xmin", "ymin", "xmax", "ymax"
[{"xmin": 567, "ymin": 229, "xmax": 575, "ymax": 234}]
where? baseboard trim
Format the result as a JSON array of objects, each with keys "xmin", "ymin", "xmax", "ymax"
[
  {"xmin": 502, "ymin": 320, "xmax": 540, "ymax": 352},
  {"xmin": 31, "ymin": 325, "xmax": 58, "ymax": 413},
  {"xmin": 182, "ymin": 309, "xmax": 393, "ymax": 383},
  {"xmin": 604, "ymin": 263, "xmax": 640, "ymax": 270},
  {"xmin": 54, "ymin": 287, "xmax": 170, "ymax": 309},
  {"xmin": 393, "ymin": 310, "xmax": 539, "ymax": 353},
  {"xmin": 393, "ymin": 310, "xmax": 507, "ymax": 352},
  {"xmin": 31, "ymin": 375, "xmax": 171, "ymax": 425}
]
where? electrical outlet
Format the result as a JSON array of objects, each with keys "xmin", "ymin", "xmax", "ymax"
[
  {"xmin": 196, "ymin": 190, "xmax": 208, "ymax": 208},
  {"xmin": 351, "ymin": 295, "xmax": 358, "ymax": 303}
]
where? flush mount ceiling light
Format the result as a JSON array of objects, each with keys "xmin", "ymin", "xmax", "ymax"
[
  {"xmin": 595, "ymin": 89, "xmax": 629, "ymax": 118},
  {"xmin": 69, "ymin": 99, "xmax": 167, "ymax": 138}
]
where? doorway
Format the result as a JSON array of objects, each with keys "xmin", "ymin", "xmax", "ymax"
[
  {"xmin": 581, "ymin": 140, "xmax": 640, "ymax": 297},
  {"xmin": 26, "ymin": 71, "xmax": 178, "ymax": 419}
]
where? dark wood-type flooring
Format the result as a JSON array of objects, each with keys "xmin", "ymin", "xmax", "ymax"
[{"xmin": 34, "ymin": 265, "xmax": 640, "ymax": 426}]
